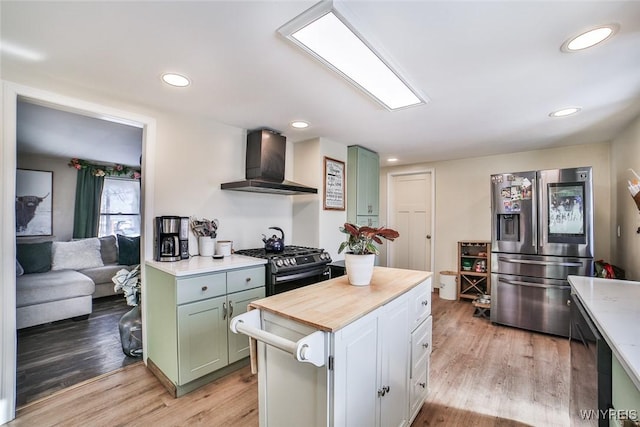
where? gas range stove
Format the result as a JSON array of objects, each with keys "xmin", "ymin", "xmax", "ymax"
[{"xmin": 234, "ymin": 245, "xmax": 332, "ymax": 275}]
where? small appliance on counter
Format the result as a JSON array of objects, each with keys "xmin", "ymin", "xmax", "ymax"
[
  {"xmin": 179, "ymin": 216, "xmax": 190, "ymax": 259},
  {"xmin": 154, "ymin": 216, "xmax": 184, "ymax": 262}
]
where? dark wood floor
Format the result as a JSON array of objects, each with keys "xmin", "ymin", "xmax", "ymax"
[
  {"xmin": 16, "ymin": 295, "xmax": 141, "ymax": 407},
  {"xmin": 11, "ymin": 293, "xmax": 571, "ymax": 426}
]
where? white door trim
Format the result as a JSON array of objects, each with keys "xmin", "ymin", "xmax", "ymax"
[
  {"xmin": 1, "ymin": 81, "xmax": 156, "ymax": 423},
  {"xmin": 385, "ymin": 168, "xmax": 435, "ymax": 270}
]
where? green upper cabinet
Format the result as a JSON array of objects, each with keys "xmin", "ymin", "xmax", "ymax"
[{"xmin": 347, "ymin": 145, "xmax": 380, "ymax": 224}]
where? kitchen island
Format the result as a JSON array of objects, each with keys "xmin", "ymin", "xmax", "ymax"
[
  {"xmin": 568, "ymin": 275, "xmax": 640, "ymax": 425},
  {"xmin": 231, "ymin": 266, "xmax": 432, "ymax": 427},
  {"xmin": 145, "ymin": 255, "xmax": 267, "ymax": 397}
]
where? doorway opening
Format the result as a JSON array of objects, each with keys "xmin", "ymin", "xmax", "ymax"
[
  {"xmin": 1, "ymin": 82, "xmax": 156, "ymax": 423},
  {"xmin": 15, "ymin": 98, "xmax": 144, "ymax": 406}
]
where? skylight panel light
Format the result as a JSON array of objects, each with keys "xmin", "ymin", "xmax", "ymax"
[{"xmin": 279, "ymin": 3, "xmax": 425, "ymax": 111}]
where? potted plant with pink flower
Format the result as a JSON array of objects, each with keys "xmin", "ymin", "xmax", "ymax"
[{"xmin": 338, "ymin": 223, "xmax": 399, "ymax": 286}]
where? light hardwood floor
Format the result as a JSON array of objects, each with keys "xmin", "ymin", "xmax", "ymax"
[{"xmin": 9, "ymin": 293, "xmax": 570, "ymax": 426}]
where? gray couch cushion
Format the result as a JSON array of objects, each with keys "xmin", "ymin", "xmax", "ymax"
[
  {"xmin": 99, "ymin": 235, "xmax": 118, "ymax": 265},
  {"xmin": 16, "ymin": 270, "xmax": 95, "ymax": 307},
  {"xmin": 79, "ymin": 264, "xmax": 131, "ymax": 287}
]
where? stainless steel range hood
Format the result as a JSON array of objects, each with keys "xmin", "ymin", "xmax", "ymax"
[{"xmin": 221, "ymin": 129, "xmax": 318, "ymax": 195}]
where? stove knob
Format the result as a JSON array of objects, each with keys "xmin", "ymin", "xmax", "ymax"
[
  {"xmin": 290, "ymin": 258, "xmax": 297, "ymax": 265},
  {"xmin": 276, "ymin": 259, "xmax": 284, "ymax": 267},
  {"xmin": 283, "ymin": 259, "xmax": 290, "ymax": 266}
]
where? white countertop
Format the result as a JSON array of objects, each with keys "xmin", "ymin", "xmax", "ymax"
[
  {"xmin": 568, "ymin": 275, "xmax": 640, "ymax": 390},
  {"xmin": 146, "ymin": 255, "xmax": 267, "ymax": 277}
]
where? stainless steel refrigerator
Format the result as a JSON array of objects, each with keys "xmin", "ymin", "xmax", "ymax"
[{"xmin": 490, "ymin": 167, "xmax": 594, "ymax": 337}]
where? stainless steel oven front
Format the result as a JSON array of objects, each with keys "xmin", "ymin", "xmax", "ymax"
[{"xmin": 267, "ymin": 265, "xmax": 331, "ymax": 296}]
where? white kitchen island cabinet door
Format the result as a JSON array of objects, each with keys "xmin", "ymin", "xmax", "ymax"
[
  {"xmin": 177, "ymin": 295, "xmax": 229, "ymax": 384},
  {"xmin": 334, "ymin": 294, "xmax": 410, "ymax": 427}
]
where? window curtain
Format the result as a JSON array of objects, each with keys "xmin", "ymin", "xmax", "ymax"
[{"xmin": 72, "ymin": 167, "xmax": 105, "ymax": 238}]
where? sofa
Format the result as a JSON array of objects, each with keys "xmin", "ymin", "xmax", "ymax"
[{"xmin": 15, "ymin": 234, "xmax": 139, "ymax": 329}]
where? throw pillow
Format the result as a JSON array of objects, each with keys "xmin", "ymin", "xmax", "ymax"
[
  {"xmin": 16, "ymin": 241, "xmax": 52, "ymax": 274},
  {"xmin": 51, "ymin": 238, "xmax": 104, "ymax": 271},
  {"xmin": 117, "ymin": 234, "xmax": 140, "ymax": 265},
  {"xmin": 99, "ymin": 235, "xmax": 118, "ymax": 264},
  {"xmin": 16, "ymin": 259, "xmax": 24, "ymax": 276}
]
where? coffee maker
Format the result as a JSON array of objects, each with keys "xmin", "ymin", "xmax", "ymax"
[
  {"xmin": 179, "ymin": 217, "xmax": 190, "ymax": 259},
  {"xmin": 154, "ymin": 216, "xmax": 182, "ymax": 262}
]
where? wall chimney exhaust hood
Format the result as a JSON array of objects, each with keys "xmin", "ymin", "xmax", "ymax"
[{"xmin": 221, "ymin": 129, "xmax": 318, "ymax": 195}]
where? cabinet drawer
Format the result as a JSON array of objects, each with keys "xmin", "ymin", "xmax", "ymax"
[
  {"xmin": 227, "ymin": 266, "xmax": 265, "ymax": 294},
  {"xmin": 177, "ymin": 273, "xmax": 226, "ymax": 304},
  {"xmin": 409, "ymin": 360, "xmax": 429, "ymax": 421},
  {"xmin": 409, "ymin": 278, "xmax": 432, "ymax": 329},
  {"xmin": 411, "ymin": 316, "xmax": 432, "ymax": 376}
]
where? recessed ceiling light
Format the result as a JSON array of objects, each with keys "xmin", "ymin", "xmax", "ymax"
[
  {"xmin": 562, "ymin": 24, "xmax": 618, "ymax": 52},
  {"xmin": 549, "ymin": 107, "xmax": 581, "ymax": 118},
  {"xmin": 387, "ymin": 158, "xmax": 398, "ymax": 162},
  {"xmin": 278, "ymin": 2, "xmax": 426, "ymax": 111},
  {"xmin": 290, "ymin": 121, "xmax": 309, "ymax": 129},
  {"xmin": 162, "ymin": 73, "xmax": 191, "ymax": 87}
]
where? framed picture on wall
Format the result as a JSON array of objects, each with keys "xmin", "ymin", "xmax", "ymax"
[
  {"xmin": 324, "ymin": 157, "xmax": 345, "ymax": 210},
  {"xmin": 16, "ymin": 169, "xmax": 53, "ymax": 236}
]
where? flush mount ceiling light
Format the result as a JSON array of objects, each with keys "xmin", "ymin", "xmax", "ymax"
[
  {"xmin": 161, "ymin": 73, "xmax": 191, "ymax": 87},
  {"xmin": 290, "ymin": 120, "xmax": 310, "ymax": 129},
  {"xmin": 561, "ymin": 24, "xmax": 618, "ymax": 52},
  {"xmin": 387, "ymin": 157, "xmax": 398, "ymax": 162},
  {"xmin": 278, "ymin": 1, "xmax": 426, "ymax": 111},
  {"xmin": 549, "ymin": 107, "xmax": 582, "ymax": 118}
]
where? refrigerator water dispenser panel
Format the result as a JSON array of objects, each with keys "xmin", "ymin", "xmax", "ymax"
[{"xmin": 497, "ymin": 214, "xmax": 519, "ymax": 242}]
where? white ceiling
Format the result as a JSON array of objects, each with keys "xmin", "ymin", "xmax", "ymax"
[{"xmin": 3, "ymin": 1, "xmax": 640, "ymax": 167}]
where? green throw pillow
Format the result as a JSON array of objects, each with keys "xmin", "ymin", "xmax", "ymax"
[
  {"xmin": 16, "ymin": 241, "xmax": 53, "ymax": 274},
  {"xmin": 117, "ymin": 235, "xmax": 140, "ymax": 265}
]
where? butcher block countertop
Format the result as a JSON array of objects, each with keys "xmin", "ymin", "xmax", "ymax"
[{"xmin": 249, "ymin": 266, "xmax": 432, "ymax": 332}]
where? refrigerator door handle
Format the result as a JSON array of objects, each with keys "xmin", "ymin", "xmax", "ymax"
[
  {"xmin": 532, "ymin": 176, "xmax": 537, "ymax": 249},
  {"xmin": 498, "ymin": 256, "xmax": 583, "ymax": 268},
  {"xmin": 498, "ymin": 277, "xmax": 568, "ymax": 289}
]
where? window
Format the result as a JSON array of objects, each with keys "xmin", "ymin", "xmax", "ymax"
[{"xmin": 98, "ymin": 177, "xmax": 140, "ymax": 237}]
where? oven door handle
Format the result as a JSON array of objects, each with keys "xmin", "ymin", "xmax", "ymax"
[{"xmin": 274, "ymin": 267, "xmax": 330, "ymax": 283}]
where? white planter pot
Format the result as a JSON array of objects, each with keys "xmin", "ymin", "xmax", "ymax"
[
  {"xmin": 345, "ymin": 253, "xmax": 376, "ymax": 286},
  {"xmin": 199, "ymin": 236, "xmax": 216, "ymax": 257}
]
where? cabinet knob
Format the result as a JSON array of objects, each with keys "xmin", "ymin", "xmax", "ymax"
[
  {"xmin": 246, "ymin": 277, "xmax": 251, "ymax": 282},
  {"xmin": 201, "ymin": 286, "xmax": 208, "ymax": 291},
  {"xmin": 422, "ymin": 300, "xmax": 429, "ymax": 306},
  {"xmin": 422, "ymin": 342, "xmax": 429, "ymax": 349},
  {"xmin": 419, "ymin": 382, "xmax": 426, "ymax": 389}
]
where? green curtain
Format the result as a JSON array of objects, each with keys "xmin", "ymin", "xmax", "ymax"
[{"xmin": 72, "ymin": 168, "xmax": 105, "ymax": 238}]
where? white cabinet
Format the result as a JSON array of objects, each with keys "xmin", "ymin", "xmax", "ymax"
[
  {"xmin": 348, "ymin": 145, "xmax": 380, "ymax": 226},
  {"xmin": 334, "ymin": 295, "xmax": 409, "ymax": 427},
  {"xmin": 146, "ymin": 264, "xmax": 265, "ymax": 396}
]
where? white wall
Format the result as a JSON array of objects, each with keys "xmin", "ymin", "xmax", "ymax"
[
  {"xmin": 610, "ymin": 114, "xmax": 640, "ymax": 280},
  {"xmin": 380, "ymin": 142, "xmax": 612, "ymax": 284},
  {"xmin": 16, "ymin": 154, "xmax": 77, "ymax": 242},
  {"xmin": 149, "ymin": 110, "xmax": 295, "ymax": 254},
  {"xmin": 293, "ymin": 137, "xmax": 348, "ymax": 261}
]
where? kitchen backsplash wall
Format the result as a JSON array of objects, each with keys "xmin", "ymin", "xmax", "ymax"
[{"xmin": 151, "ymin": 110, "xmax": 295, "ymax": 253}]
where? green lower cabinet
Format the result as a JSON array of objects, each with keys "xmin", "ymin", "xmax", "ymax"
[
  {"xmin": 227, "ymin": 288, "xmax": 264, "ymax": 364},
  {"xmin": 611, "ymin": 356, "xmax": 640, "ymax": 427},
  {"xmin": 146, "ymin": 264, "xmax": 265, "ymax": 394},
  {"xmin": 177, "ymin": 295, "xmax": 229, "ymax": 384}
]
